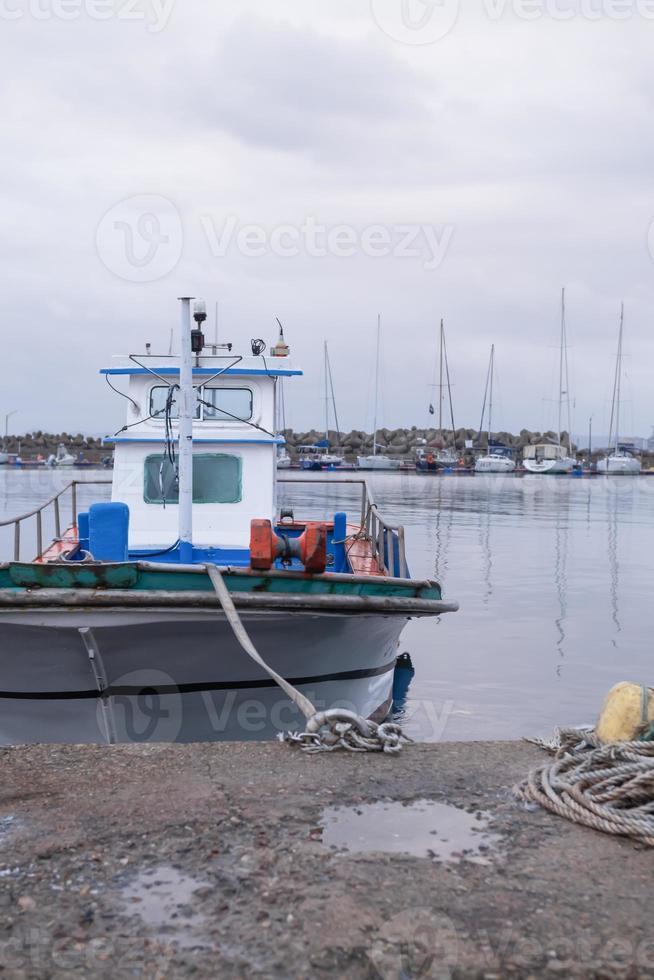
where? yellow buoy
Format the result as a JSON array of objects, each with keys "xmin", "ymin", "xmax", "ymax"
[{"xmin": 596, "ymin": 682, "xmax": 654, "ymax": 744}]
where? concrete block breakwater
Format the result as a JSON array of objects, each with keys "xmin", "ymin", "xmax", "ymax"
[{"xmin": 281, "ymin": 427, "xmax": 575, "ymax": 457}]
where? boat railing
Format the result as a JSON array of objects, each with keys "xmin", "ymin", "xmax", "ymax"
[
  {"xmin": 1, "ymin": 476, "xmax": 408, "ymax": 578},
  {"xmin": 0, "ymin": 479, "xmax": 111, "ymax": 561},
  {"xmin": 277, "ymin": 476, "xmax": 408, "ymax": 578}
]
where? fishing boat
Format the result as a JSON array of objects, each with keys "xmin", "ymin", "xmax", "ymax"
[
  {"xmin": 596, "ymin": 305, "xmax": 641, "ymax": 476},
  {"xmin": 474, "ymin": 345, "xmax": 516, "ymax": 474},
  {"xmin": 357, "ymin": 316, "xmax": 402, "ymax": 471},
  {"xmin": 0, "ymin": 298, "xmax": 457, "ymax": 746},
  {"xmin": 523, "ymin": 289, "xmax": 575, "ymax": 474},
  {"xmin": 416, "ymin": 319, "xmax": 459, "ymax": 473}
]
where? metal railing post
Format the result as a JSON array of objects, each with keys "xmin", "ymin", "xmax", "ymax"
[
  {"xmin": 54, "ymin": 497, "xmax": 61, "ymax": 538},
  {"xmin": 36, "ymin": 510, "xmax": 42, "ymax": 558},
  {"xmin": 13, "ymin": 522, "xmax": 19, "ymax": 561},
  {"xmin": 71, "ymin": 482, "xmax": 78, "ymax": 526}
]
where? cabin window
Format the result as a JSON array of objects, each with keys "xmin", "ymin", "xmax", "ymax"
[
  {"xmin": 143, "ymin": 454, "xmax": 242, "ymax": 504},
  {"xmin": 202, "ymin": 387, "xmax": 253, "ymax": 421},
  {"xmin": 149, "ymin": 386, "xmax": 253, "ymax": 422},
  {"xmin": 149, "ymin": 387, "xmax": 200, "ymax": 421}
]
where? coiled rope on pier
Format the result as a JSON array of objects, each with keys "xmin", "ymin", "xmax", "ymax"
[
  {"xmin": 205, "ymin": 564, "xmax": 410, "ymax": 754},
  {"xmin": 515, "ymin": 727, "xmax": 654, "ymax": 845}
]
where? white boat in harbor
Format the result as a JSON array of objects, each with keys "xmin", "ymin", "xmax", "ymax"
[
  {"xmin": 357, "ymin": 316, "xmax": 402, "ymax": 471},
  {"xmin": 0, "ymin": 298, "xmax": 457, "ymax": 745},
  {"xmin": 47, "ymin": 443, "xmax": 77, "ymax": 467},
  {"xmin": 523, "ymin": 289, "xmax": 575, "ymax": 475},
  {"xmin": 597, "ymin": 304, "xmax": 641, "ymax": 476},
  {"xmin": 474, "ymin": 345, "xmax": 516, "ymax": 474}
]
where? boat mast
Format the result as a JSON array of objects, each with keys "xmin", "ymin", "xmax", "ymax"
[
  {"xmin": 438, "ymin": 318, "xmax": 444, "ymax": 437},
  {"xmin": 615, "ymin": 303, "xmax": 624, "ymax": 454},
  {"xmin": 476, "ymin": 347, "xmax": 493, "ymax": 448},
  {"xmin": 442, "ymin": 324, "xmax": 457, "ymax": 451},
  {"xmin": 178, "ymin": 297, "xmax": 194, "ymax": 564},
  {"xmin": 325, "ymin": 343, "xmax": 341, "ymax": 445},
  {"xmin": 373, "ymin": 314, "xmax": 381, "ymax": 457},
  {"xmin": 558, "ymin": 288, "xmax": 565, "ymax": 449},
  {"xmin": 324, "ymin": 340, "xmax": 329, "ymax": 445},
  {"xmin": 488, "ymin": 344, "xmax": 495, "ymax": 447}
]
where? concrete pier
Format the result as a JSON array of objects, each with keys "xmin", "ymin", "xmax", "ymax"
[{"xmin": 1, "ymin": 741, "xmax": 652, "ymax": 978}]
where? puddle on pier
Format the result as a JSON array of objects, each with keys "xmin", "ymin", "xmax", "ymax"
[
  {"xmin": 121, "ymin": 865, "xmax": 213, "ymax": 949},
  {"xmin": 320, "ymin": 800, "xmax": 501, "ymax": 863}
]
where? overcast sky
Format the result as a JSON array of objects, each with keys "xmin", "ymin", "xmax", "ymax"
[{"xmin": 2, "ymin": 0, "xmax": 653, "ymax": 439}]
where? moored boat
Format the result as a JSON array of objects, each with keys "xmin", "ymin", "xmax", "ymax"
[
  {"xmin": 416, "ymin": 318, "xmax": 460, "ymax": 473},
  {"xmin": 523, "ymin": 289, "xmax": 575, "ymax": 475},
  {"xmin": 474, "ymin": 345, "xmax": 516, "ymax": 474},
  {"xmin": 357, "ymin": 315, "xmax": 402, "ymax": 471},
  {"xmin": 596, "ymin": 304, "xmax": 641, "ymax": 476},
  {"xmin": 0, "ymin": 298, "xmax": 457, "ymax": 746}
]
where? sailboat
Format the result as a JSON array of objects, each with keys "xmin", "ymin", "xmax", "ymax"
[
  {"xmin": 357, "ymin": 317, "xmax": 402, "ymax": 471},
  {"xmin": 474, "ymin": 345, "xmax": 516, "ymax": 473},
  {"xmin": 416, "ymin": 319, "xmax": 458, "ymax": 472},
  {"xmin": 596, "ymin": 304, "xmax": 641, "ymax": 475},
  {"xmin": 298, "ymin": 341, "xmax": 344, "ymax": 470},
  {"xmin": 523, "ymin": 289, "xmax": 576, "ymax": 474}
]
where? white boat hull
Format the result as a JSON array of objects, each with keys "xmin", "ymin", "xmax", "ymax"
[
  {"xmin": 522, "ymin": 456, "xmax": 575, "ymax": 474},
  {"xmin": 596, "ymin": 455, "xmax": 641, "ymax": 475},
  {"xmin": 475, "ymin": 455, "xmax": 516, "ymax": 474},
  {"xmin": 0, "ymin": 607, "xmax": 404, "ymax": 745},
  {"xmin": 356, "ymin": 456, "xmax": 402, "ymax": 471}
]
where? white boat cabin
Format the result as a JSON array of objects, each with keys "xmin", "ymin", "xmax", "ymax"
[{"xmin": 102, "ymin": 351, "xmax": 301, "ymax": 553}]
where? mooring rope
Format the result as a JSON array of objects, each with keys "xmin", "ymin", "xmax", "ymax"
[
  {"xmin": 205, "ymin": 564, "xmax": 410, "ymax": 754},
  {"xmin": 515, "ymin": 728, "xmax": 654, "ymax": 845}
]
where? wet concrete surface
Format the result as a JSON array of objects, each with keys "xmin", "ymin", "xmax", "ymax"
[{"xmin": 1, "ymin": 741, "xmax": 653, "ymax": 978}]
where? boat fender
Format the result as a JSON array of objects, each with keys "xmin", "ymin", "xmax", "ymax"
[
  {"xmin": 249, "ymin": 519, "xmax": 328, "ymax": 573},
  {"xmin": 596, "ymin": 682, "xmax": 654, "ymax": 744}
]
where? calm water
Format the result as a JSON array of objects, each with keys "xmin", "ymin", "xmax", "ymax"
[{"xmin": 0, "ymin": 468, "xmax": 650, "ymax": 742}]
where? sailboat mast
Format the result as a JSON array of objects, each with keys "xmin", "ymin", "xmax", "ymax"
[
  {"xmin": 488, "ymin": 344, "xmax": 495, "ymax": 445},
  {"xmin": 373, "ymin": 315, "xmax": 381, "ymax": 457},
  {"xmin": 323, "ymin": 340, "xmax": 329, "ymax": 444},
  {"xmin": 325, "ymin": 344, "xmax": 341, "ymax": 444},
  {"xmin": 477, "ymin": 346, "xmax": 492, "ymax": 446},
  {"xmin": 558, "ymin": 287, "xmax": 565, "ymax": 448},
  {"xmin": 615, "ymin": 303, "xmax": 624, "ymax": 454},
  {"xmin": 438, "ymin": 319, "xmax": 444, "ymax": 436},
  {"xmin": 442, "ymin": 325, "xmax": 457, "ymax": 450}
]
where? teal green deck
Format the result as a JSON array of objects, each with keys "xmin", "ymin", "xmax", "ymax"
[{"xmin": 0, "ymin": 562, "xmax": 442, "ymax": 601}]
